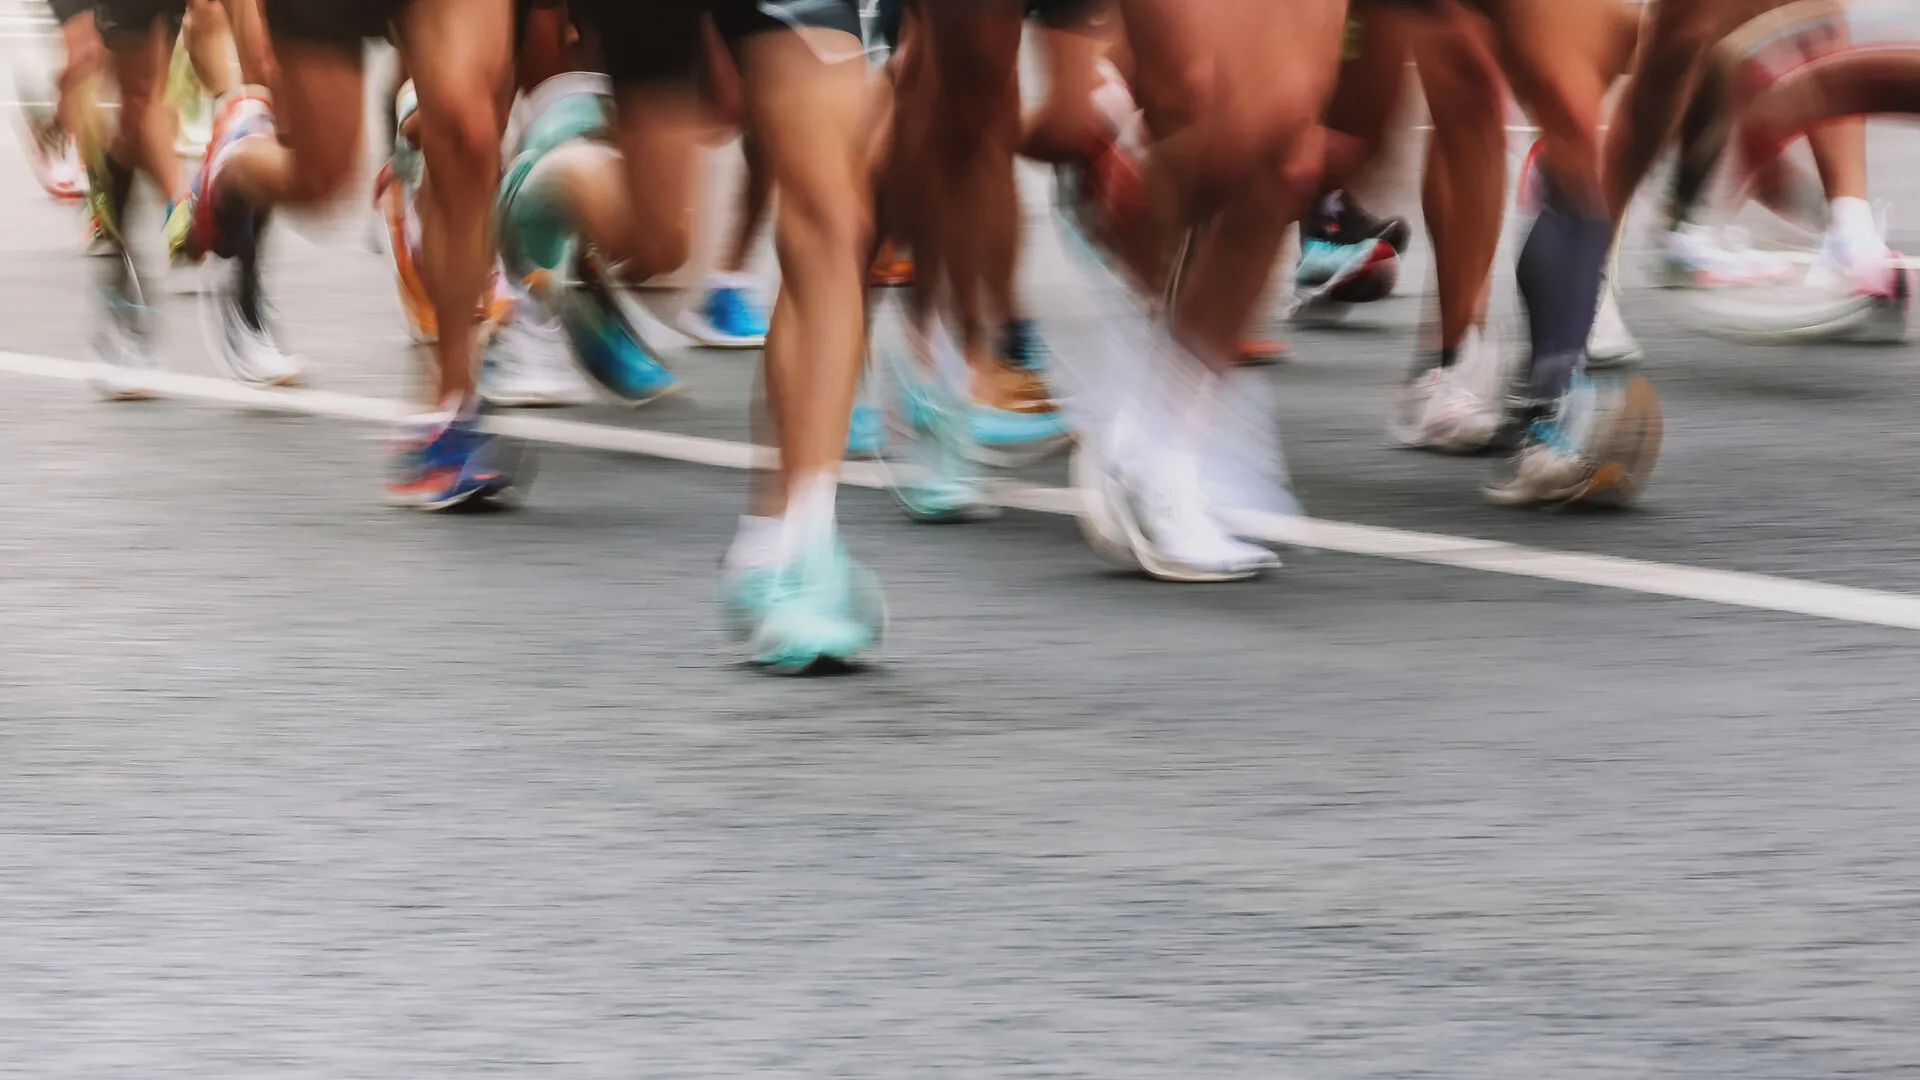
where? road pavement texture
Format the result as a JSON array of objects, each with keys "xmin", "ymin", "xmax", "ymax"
[{"xmin": 6, "ymin": 19, "xmax": 1920, "ymax": 1078}]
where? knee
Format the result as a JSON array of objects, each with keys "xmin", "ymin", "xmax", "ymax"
[
  {"xmin": 418, "ymin": 96, "xmax": 502, "ymax": 188},
  {"xmin": 780, "ymin": 177, "xmax": 873, "ymax": 265}
]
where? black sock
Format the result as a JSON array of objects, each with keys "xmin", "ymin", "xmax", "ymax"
[
  {"xmin": 229, "ymin": 206, "xmax": 268, "ymax": 330},
  {"xmin": 103, "ymin": 151, "xmax": 136, "ymax": 232},
  {"xmin": 1516, "ymin": 171, "xmax": 1610, "ymax": 401},
  {"xmin": 1669, "ymin": 77, "xmax": 1727, "ymax": 229}
]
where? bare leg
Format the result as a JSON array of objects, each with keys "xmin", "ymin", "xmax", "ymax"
[
  {"xmin": 739, "ymin": 29, "xmax": 872, "ymax": 511},
  {"xmin": 1414, "ymin": 4, "xmax": 1506, "ymax": 355},
  {"xmin": 184, "ymin": 0, "xmax": 234, "ymax": 98},
  {"xmin": 721, "ymin": 131, "xmax": 774, "ymax": 274},
  {"xmin": 55, "ymin": 12, "xmax": 105, "ymax": 141},
  {"xmin": 107, "ymin": 22, "xmax": 183, "ymax": 203}
]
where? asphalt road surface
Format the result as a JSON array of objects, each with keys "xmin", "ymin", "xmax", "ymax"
[{"xmin": 6, "ymin": 14, "xmax": 1920, "ymax": 1078}]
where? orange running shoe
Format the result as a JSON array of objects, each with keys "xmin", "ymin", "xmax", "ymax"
[{"xmin": 868, "ymin": 238, "xmax": 913, "ymax": 287}]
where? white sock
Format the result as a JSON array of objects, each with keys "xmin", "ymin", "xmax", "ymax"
[
  {"xmin": 706, "ymin": 270, "xmax": 759, "ymax": 293},
  {"xmin": 725, "ymin": 514, "xmax": 783, "ymax": 571},
  {"xmin": 1829, "ymin": 196, "xmax": 1883, "ymax": 259},
  {"xmin": 778, "ymin": 474, "xmax": 839, "ymax": 562}
]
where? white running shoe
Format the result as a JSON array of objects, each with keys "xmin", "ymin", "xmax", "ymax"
[
  {"xmin": 1586, "ymin": 277, "xmax": 1643, "ymax": 367},
  {"xmin": 482, "ymin": 302, "xmax": 596, "ymax": 407},
  {"xmin": 1657, "ymin": 222, "xmax": 1795, "ymax": 288},
  {"xmin": 1389, "ymin": 325, "xmax": 1508, "ymax": 453},
  {"xmin": 1084, "ymin": 424, "xmax": 1279, "ymax": 582},
  {"xmin": 90, "ymin": 251, "xmax": 164, "ymax": 401},
  {"xmin": 205, "ymin": 259, "xmax": 304, "ymax": 387}
]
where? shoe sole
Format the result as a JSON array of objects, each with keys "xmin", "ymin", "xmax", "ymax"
[
  {"xmin": 1679, "ymin": 283, "xmax": 1908, "ymax": 345},
  {"xmin": 676, "ymin": 311, "xmax": 765, "ymax": 350},
  {"xmin": 1096, "ymin": 454, "xmax": 1273, "ymax": 583},
  {"xmin": 1560, "ymin": 375, "xmax": 1665, "ymax": 509},
  {"xmin": 1070, "ymin": 442, "xmax": 1138, "ymax": 568}
]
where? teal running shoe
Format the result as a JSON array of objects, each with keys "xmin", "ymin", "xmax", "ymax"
[
  {"xmin": 738, "ymin": 539, "xmax": 886, "ymax": 674},
  {"xmin": 883, "ymin": 362, "xmax": 997, "ymax": 523},
  {"xmin": 845, "ymin": 394, "xmax": 884, "ymax": 459}
]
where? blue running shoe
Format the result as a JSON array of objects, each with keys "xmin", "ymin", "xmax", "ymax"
[
  {"xmin": 678, "ymin": 276, "xmax": 769, "ymax": 349},
  {"xmin": 386, "ymin": 413, "xmax": 524, "ymax": 511},
  {"xmin": 544, "ymin": 254, "xmax": 679, "ymax": 406},
  {"xmin": 845, "ymin": 394, "xmax": 884, "ymax": 459},
  {"xmin": 738, "ymin": 538, "xmax": 886, "ymax": 673}
]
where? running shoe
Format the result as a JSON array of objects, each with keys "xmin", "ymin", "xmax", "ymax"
[
  {"xmin": 1076, "ymin": 417, "xmax": 1280, "ymax": 582},
  {"xmin": 1315, "ymin": 189, "xmax": 1411, "ymax": 252},
  {"xmin": 88, "ymin": 248, "xmax": 162, "ymax": 401},
  {"xmin": 85, "ymin": 214, "xmax": 113, "ymax": 257},
  {"xmin": 868, "ymin": 239, "xmax": 914, "ymax": 287},
  {"xmin": 678, "ymin": 273, "xmax": 769, "ymax": 348},
  {"xmin": 372, "ymin": 161, "xmax": 438, "ymax": 341},
  {"xmin": 1294, "ymin": 234, "xmax": 1397, "ymax": 303},
  {"xmin": 1806, "ymin": 212, "xmax": 1913, "ymax": 343},
  {"xmin": 730, "ymin": 535, "xmax": 887, "ymax": 673},
  {"xmin": 883, "ymin": 361, "xmax": 996, "ymax": 523},
  {"xmin": 1586, "ymin": 275, "xmax": 1644, "ymax": 367},
  {"xmin": 1296, "ymin": 190, "xmax": 1406, "ymax": 310},
  {"xmin": 1238, "ymin": 339, "xmax": 1290, "ymax": 367},
  {"xmin": 1485, "ymin": 372, "xmax": 1663, "ymax": 508},
  {"xmin": 205, "ymin": 250, "xmax": 303, "ymax": 386},
  {"xmin": 535, "ymin": 254, "xmax": 679, "ymax": 406},
  {"xmin": 999, "ymin": 317, "xmax": 1050, "ymax": 373},
  {"xmin": 1388, "ymin": 325, "xmax": 1509, "ymax": 453},
  {"xmin": 845, "ymin": 393, "xmax": 884, "ymax": 459},
  {"xmin": 966, "ymin": 358, "xmax": 1073, "ymax": 461},
  {"xmin": 16, "ymin": 92, "xmax": 84, "ymax": 200},
  {"xmin": 82, "ymin": 141, "xmax": 135, "ymax": 250},
  {"xmin": 385, "ymin": 411, "xmax": 525, "ymax": 510},
  {"xmin": 181, "ymin": 93, "xmax": 276, "ymax": 263},
  {"xmin": 481, "ymin": 295, "xmax": 596, "ymax": 407},
  {"xmin": 1657, "ymin": 222, "xmax": 1795, "ymax": 288}
]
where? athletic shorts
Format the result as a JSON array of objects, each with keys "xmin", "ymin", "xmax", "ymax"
[
  {"xmin": 571, "ymin": 0, "xmax": 863, "ymax": 87},
  {"xmin": 873, "ymin": 0, "xmax": 1104, "ymax": 49},
  {"xmin": 49, "ymin": 0, "xmax": 91, "ymax": 26},
  {"xmin": 92, "ymin": 0, "xmax": 183, "ymax": 46},
  {"xmin": 261, "ymin": 0, "xmax": 408, "ymax": 47},
  {"xmin": 1025, "ymin": 0, "xmax": 1101, "ymax": 31}
]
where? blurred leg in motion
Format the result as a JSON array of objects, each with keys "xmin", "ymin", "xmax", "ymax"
[
  {"xmin": 1386, "ymin": 0, "xmax": 1512, "ymax": 453},
  {"xmin": 83, "ymin": 0, "xmax": 188, "ymax": 398},
  {"xmin": 196, "ymin": 0, "xmax": 516, "ymax": 505},
  {"xmin": 1481, "ymin": 0, "xmax": 1664, "ymax": 508},
  {"xmin": 1065, "ymin": 0, "xmax": 1343, "ymax": 582},
  {"xmin": 681, "ymin": 24, "xmax": 774, "ymax": 350}
]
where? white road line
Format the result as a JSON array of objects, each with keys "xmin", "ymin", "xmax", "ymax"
[{"xmin": 6, "ymin": 347, "xmax": 1920, "ymax": 633}]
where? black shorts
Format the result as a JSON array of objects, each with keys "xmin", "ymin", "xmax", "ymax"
[
  {"xmin": 572, "ymin": 0, "xmax": 863, "ymax": 87},
  {"xmin": 1026, "ymin": 0, "xmax": 1101, "ymax": 30},
  {"xmin": 875, "ymin": 0, "xmax": 1104, "ymax": 48},
  {"xmin": 261, "ymin": 0, "xmax": 407, "ymax": 47},
  {"xmin": 92, "ymin": 0, "xmax": 183, "ymax": 46},
  {"xmin": 49, "ymin": 0, "xmax": 91, "ymax": 26}
]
